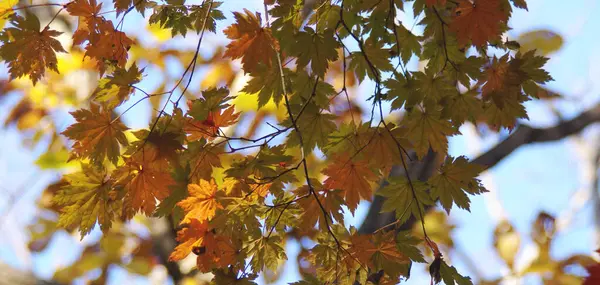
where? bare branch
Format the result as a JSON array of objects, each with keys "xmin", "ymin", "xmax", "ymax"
[{"xmin": 472, "ymin": 103, "xmax": 600, "ymax": 168}]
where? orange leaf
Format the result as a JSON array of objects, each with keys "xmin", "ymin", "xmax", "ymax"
[
  {"xmin": 66, "ymin": 0, "xmax": 133, "ymax": 74},
  {"xmin": 0, "ymin": 14, "xmax": 66, "ymax": 85},
  {"xmin": 293, "ymin": 183, "xmax": 345, "ymax": 230},
  {"xmin": 184, "ymin": 107, "xmax": 240, "ymax": 141},
  {"xmin": 449, "ymin": 0, "xmax": 508, "ymax": 46},
  {"xmin": 177, "ymin": 179, "xmax": 222, "ymax": 224},
  {"xmin": 195, "ymin": 231, "xmax": 237, "ymax": 272},
  {"xmin": 118, "ymin": 159, "xmax": 174, "ymax": 218},
  {"xmin": 62, "ymin": 104, "xmax": 129, "ymax": 166},
  {"xmin": 169, "ymin": 218, "xmax": 209, "ymax": 261},
  {"xmin": 223, "ymin": 9, "xmax": 279, "ymax": 73},
  {"xmin": 322, "ymin": 155, "xmax": 378, "ymax": 213}
]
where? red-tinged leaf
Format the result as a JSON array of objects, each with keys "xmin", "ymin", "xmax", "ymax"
[
  {"xmin": 585, "ymin": 261, "xmax": 600, "ymax": 285},
  {"xmin": 117, "ymin": 159, "xmax": 174, "ymax": 218},
  {"xmin": 62, "ymin": 104, "xmax": 129, "ymax": 166},
  {"xmin": 322, "ymin": 154, "xmax": 378, "ymax": 213},
  {"xmin": 195, "ymin": 231, "xmax": 237, "ymax": 272},
  {"xmin": 177, "ymin": 179, "xmax": 222, "ymax": 224},
  {"xmin": 449, "ymin": 0, "xmax": 509, "ymax": 46},
  {"xmin": 0, "ymin": 14, "xmax": 66, "ymax": 85},
  {"xmin": 169, "ymin": 218, "xmax": 209, "ymax": 261},
  {"xmin": 223, "ymin": 9, "xmax": 279, "ymax": 73},
  {"xmin": 184, "ymin": 107, "xmax": 240, "ymax": 141},
  {"xmin": 293, "ymin": 181, "xmax": 345, "ymax": 230}
]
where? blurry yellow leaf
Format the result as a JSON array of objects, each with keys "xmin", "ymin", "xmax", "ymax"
[
  {"xmin": 518, "ymin": 29, "xmax": 563, "ymax": 56},
  {"xmin": 493, "ymin": 220, "xmax": 520, "ymax": 269},
  {"xmin": 148, "ymin": 22, "xmax": 171, "ymax": 42}
]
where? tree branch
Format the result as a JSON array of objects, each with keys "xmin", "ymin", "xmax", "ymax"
[
  {"xmin": 472, "ymin": 103, "xmax": 600, "ymax": 168},
  {"xmin": 361, "ymin": 102, "xmax": 600, "ymax": 234}
]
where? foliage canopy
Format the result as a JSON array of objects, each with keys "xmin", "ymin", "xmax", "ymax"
[{"xmin": 4, "ymin": 0, "xmax": 591, "ymax": 284}]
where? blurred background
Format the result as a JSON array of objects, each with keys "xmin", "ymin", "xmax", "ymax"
[{"xmin": 1, "ymin": 0, "xmax": 600, "ymax": 284}]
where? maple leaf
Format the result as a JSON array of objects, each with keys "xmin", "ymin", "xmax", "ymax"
[
  {"xmin": 93, "ymin": 64, "xmax": 144, "ymax": 107},
  {"xmin": 178, "ymin": 179, "xmax": 222, "ymax": 224},
  {"xmin": 0, "ymin": 14, "xmax": 66, "ymax": 85},
  {"xmin": 53, "ymin": 164, "xmax": 122, "ymax": 238},
  {"xmin": 284, "ymin": 103, "xmax": 337, "ymax": 153},
  {"xmin": 223, "ymin": 9, "xmax": 279, "ymax": 74},
  {"xmin": 348, "ymin": 37, "xmax": 393, "ymax": 82},
  {"xmin": 195, "ymin": 231, "xmax": 238, "ymax": 272},
  {"xmin": 428, "ymin": 156, "xmax": 488, "ymax": 213},
  {"xmin": 185, "ymin": 139, "xmax": 223, "ymax": 181},
  {"xmin": 449, "ymin": 0, "xmax": 509, "ymax": 47},
  {"xmin": 290, "ymin": 27, "xmax": 339, "ymax": 78},
  {"xmin": 322, "ymin": 154, "xmax": 378, "ymax": 213},
  {"xmin": 404, "ymin": 108, "xmax": 458, "ymax": 159},
  {"xmin": 246, "ymin": 235, "xmax": 287, "ymax": 272},
  {"xmin": 241, "ymin": 64, "xmax": 289, "ymax": 108},
  {"xmin": 66, "ymin": 0, "xmax": 133, "ymax": 74},
  {"xmin": 184, "ymin": 106, "xmax": 240, "ymax": 141},
  {"xmin": 377, "ymin": 176, "xmax": 434, "ymax": 226},
  {"xmin": 169, "ymin": 218, "xmax": 209, "ymax": 261},
  {"xmin": 116, "ymin": 158, "xmax": 174, "ymax": 218},
  {"xmin": 62, "ymin": 104, "xmax": 129, "ymax": 166},
  {"xmin": 293, "ymin": 181, "xmax": 345, "ymax": 230}
]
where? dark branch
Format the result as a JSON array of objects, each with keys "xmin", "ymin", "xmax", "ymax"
[
  {"xmin": 472, "ymin": 103, "xmax": 600, "ymax": 168},
  {"xmin": 361, "ymin": 102, "xmax": 600, "ymax": 234}
]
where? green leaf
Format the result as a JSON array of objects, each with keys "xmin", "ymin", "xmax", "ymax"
[
  {"xmin": 404, "ymin": 108, "xmax": 458, "ymax": 159},
  {"xmin": 439, "ymin": 259, "xmax": 473, "ymax": 285},
  {"xmin": 93, "ymin": 63, "xmax": 144, "ymax": 107},
  {"xmin": 149, "ymin": 5, "xmax": 193, "ymax": 37},
  {"xmin": 246, "ymin": 235, "xmax": 287, "ymax": 272},
  {"xmin": 52, "ymin": 164, "xmax": 122, "ymax": 238},
  {"xmin": 290, "ymin": 27, "xmax": 339, "ymax": 78},
  {"xmin": 242, "ymin": 65, "xmax": 290, "ymax": 109},
  {"xmin": 285, "ymin": 103, "xmax": 337, "ymax": 153},
  {"xmin": 396, "ymin": 231, "xmax": 426, "ymax": 263},
  {"xmin": 377, "ymin": 176, "xmax": 433, "ymax": 227},
  {"xmin": 348, "ymin": 37, "xmax": 393, "ymax": 82},
  {"xmin": 428, "ymin": 156, "xmax": 487, "ymax": 213}
]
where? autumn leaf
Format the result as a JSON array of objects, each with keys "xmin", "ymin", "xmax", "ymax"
[
  {"xmin": 185, "ymin": 139, "xmax": 223, "ymax": 181},
  {"xmin": 169, "ymin": 218, "xmax": 209, "ymax": 261},
  {"xmin": 66, "ymin": 0, "xmax": 134, "ymax": 74},
  {"xmin": 195, "ymin": 230, "xmax": 237, "ymax": 272},
  {"xmin": 62, "ymin": 104, "xmax": 129, "ymax": 166},
  {"xmin": 116, "ymin": 158, "xmax": 174, "ymax": 218},
  {"xmin": 178, "ymin": 179, "xmax": 222, "ymax": 224},
  {"xmin": 449, "ymin": 0, "xmax": 509, "ymax": 47},
  {"xmin": 223, "ymin": 9, "xmax": 279, "ymax": 73},
  {"xmin": 322, "ymin": 154, "xmax": 378, "ymax": 213},
  {"xmin": 93, "ymin": 64, "xmax": 144, "ymax": 107},
  {"xmin": 428, "ymin": 156, "xmax": 488, "ymax": 213},
  {"xmin": 53, "ymin": 164, "xmax": 122, "ymax": 238},
  {"xmin": 293, "ymin": 181, "xmax": 345, "ymax": 230},
  {"xmin": 0, "ymin": 14, "xmax": 66, "ymax": 85},
  {"xmin": 184, "ymin": 106, "xmax": 240, "ymax": 141}
]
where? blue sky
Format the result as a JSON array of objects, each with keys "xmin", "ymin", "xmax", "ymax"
[{"xmin": 1, "ymin": 0, "xmax": 600, "ymax": 284}]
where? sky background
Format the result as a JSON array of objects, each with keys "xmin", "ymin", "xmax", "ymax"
[{"xmin": 1, "ymin": 0, "xmax": 600, "ymax": 284}]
